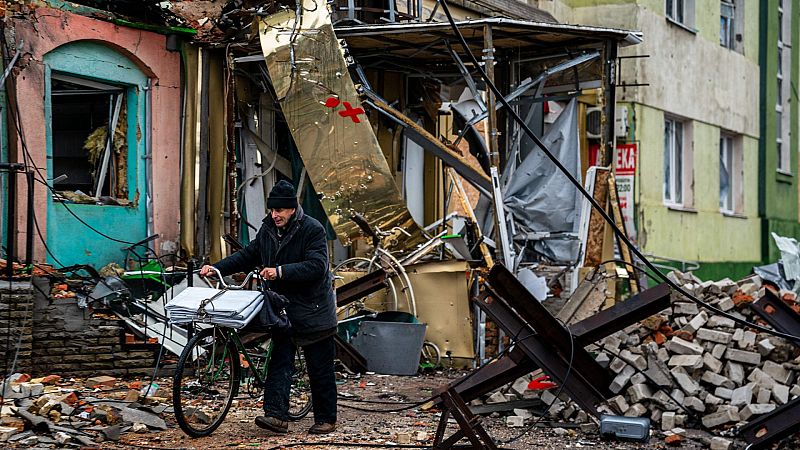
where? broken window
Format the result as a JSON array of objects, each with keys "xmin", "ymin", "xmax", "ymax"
[
  {"xmin": 663, "ymin": 118, "xmax": 684, "ymax": 205},
  {"xmin": 666, "ymin": 0, "xmax": 695, "ymax": 30},
  {"xmin": 51, "ymin": 73, "xmax": 129, "ymax": 203},
  {"xmin": 719, "ymin": 133, "xmax": 742, "ymax": 214},
  {"xmin": 720, "ymin": 1, "xmax": 734, "ymax": 48}
]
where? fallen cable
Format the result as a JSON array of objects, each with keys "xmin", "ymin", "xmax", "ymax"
[{"xmin": 436, "ymin": 0, "xmax": 800, "ymax": 345}]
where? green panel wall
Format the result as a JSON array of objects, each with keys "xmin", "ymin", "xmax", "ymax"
[
  {"xmin": 759, "ymin": 0, "xmax": 800, "ymax": 262},
  {"xmin": 635, "ymin": 104, "xmax": 761, "ymax": 265}
]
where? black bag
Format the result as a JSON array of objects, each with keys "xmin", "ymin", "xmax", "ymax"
[{"xmin": 257, "ymin": 290, "xmax": 292, "ymax": 332}]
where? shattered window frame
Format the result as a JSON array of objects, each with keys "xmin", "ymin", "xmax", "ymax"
[
  {"xmin": 50, "ymin": 72, "xmax": 131, "ymax": 203},
  {"xmin": 719, "ymin": 132, "xmax": 738, "ymax": 214},
  {"xmin": 663, "ymin": 117, "xmax": 685, "ymax": 206}
]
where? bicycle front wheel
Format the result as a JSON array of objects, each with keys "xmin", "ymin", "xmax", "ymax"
[
  {"xmin": 287, "ymin": 347, "xmax": 313, "ymax": 420},
  {"xmin": 173, "ymin": 326, "xmax": 240, "ymax": 437}
]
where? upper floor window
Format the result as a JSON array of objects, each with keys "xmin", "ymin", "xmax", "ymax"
[
  {"xmin": 664, "ymin": 118, "xmax": 685, "ymax": 205},
  {"xmin": 719, "ymin": 133, "xmax": 743, "ymax": 214},
  {"xmin": 666, "ymin": 0, "xmax": 695, "ymax": 30},
  {"xmin": 720, "ymin": 1, "xmax": 735, "ymax": 48},
  {"xmin": 777, "ymin": 0, "xmax": 792, "ymax": 173}
]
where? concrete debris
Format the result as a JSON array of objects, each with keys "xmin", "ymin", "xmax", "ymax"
[
  {"xmin": 476, "ymin": 270, "xmax": 800, "ymax": 448},
  {"xmin": 1, "ymin": 373, "xmax": 170, "ymax": 445}
]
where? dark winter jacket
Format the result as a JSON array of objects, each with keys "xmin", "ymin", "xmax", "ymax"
[{"xmin": 213, "ymin": 206, "xmax": 337, "ymax": 334}]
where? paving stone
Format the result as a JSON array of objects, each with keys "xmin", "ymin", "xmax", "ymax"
[
  {"xmin": 630, "ymin": 373, "xmax": 646, "ymax": 385},
  {"xmin": 513, "ymin": 408, "xmax": 533, "ymax": 419},
  {"xmin": 623, "ymin": 403, "xmax": 647, "ymax": 417},
  {"xmin": 761, "ymin": 360, "xmax": 791, "ymax": 385},
  {"xmin": 701, "ymin": 408, "xmax": 740, "ymax": 428},
  {"xmin": 791, "ymin": 385, "xmax": 800, "ymax": 397},
  {"xmin": 671, "ymin": 367, "xmax": 700, "ymax": 396},
  {"xmin": 725, "ymin": 348, "xmax": 761, "ymax": 365},
  {"xmin": 703, "ymin": 353, "xmax": 723, "ymax": 373},
  {"xmin": 701, "ymin": 371, "xmax": 735, "ymax": 389},
  {"xmin": 506, "ymin": 416, "xmax": 524, "ymax": 427},
  {"xmin": 730, "ymin": 385, "xmax": 753, "ymax": 407},
  {"xmin": 674, "ymin": 303, "xmax": 699, "ymax": 315},
  {"xmin": 704, "ymin": 393, "xmax": 723, "ymax": 406},
  {"xmin": 609, "ymin": 357, "xmax": 627, "ymax": 374},
  {"xmin": 657, "ymin": 348, "xmax": 670, "ymax": 362},
  {"xmin": 710, "ymin": 436, "xmax": 732, "ymax": 450},
  {"xmin": 682, "ymin": 396, "xmax": 705, "ymax": 412},
  {"xmin": 661, "ymin": 411, "xmax": 675, "ymax": 431},
  {"xmin": 674, "ymin": 414, "xmax": 687, "ymax": 426},
  {"xmin": 757, "ymin": 338, "xmax": 775, "ymax": 356},
  {"xmin": 670, "ymin": 389, "xmax": 685, "ymax": 405},
  {"xmin": 756, "ymin": 388, "xmax": 771, "ymax": 404},
  {"xmin": 668, "ymin": 337, "xmax": 704, "ymax": 355},
  {"xmin": 668, "ymin": 354, "xmax": 703, "ymax": 368},
  {"xmin": 748, "ymin": 368, "xmax": 776, "ymax": 388},
  {"xmin": 510, "ymin": 376, "xmax": 530, "ymax": 396},
  {"xmin": 713, "ymin": 387, "xmax": 733, "ymax": 400},
  {"xmin": 684, "ymin": 311, "xmax": 709, "ymax": 333},
  {"xmin": 724, "ymin": 361, "xmax": 744, "ymax": 385},
  {"xmin": 738, "ymin": 330, "xmax": 757, "ymax": 349},
  {"xmin": 739, "ymin": 404, "xmax": 776, "ymax": 421},
  {"xmin": 652, "ymin": 391, "xmax": 679, "ymax": 410},
  {"xmin": 486, "ymin": 391, "xmax": 506, "ymax": 404},
  {"xmin": 732, "ymin": 329, "xmax": 744, "ymax": 342},
  {"xmin": 711, "ymin": 344, "xmax": 727, "ymax": 360},
  {"xmin": 645, "ymin": 354, "xmax": 674, "ymax": 388},
  {"xmin": 608, "ymin": 395, "xmax": 629, "ymax": 414},
  {"xmin": 620, "ymin": 350, "xmax": 647, "ymax": 371},
  {"xmin": 595, "ymin": 352, "xmax": 611, "ymax": 368},
  {"xmin": 627, "ymin": 383, "xmax": 654, "ymax": 404},
  {"xmin": 696, "ymin": 328, "xmax": 732, "ymax": 344},
  {"xmin": 609, "ymin": 365, "xmax": 636, "ymax": 394},
  {"xmin": 772, "ymin": 383, "xmax": 790, "ymax": 405},
  {"xmin": 717, "ymin": 297, "xmax": 735, "ymax": 311},
  {"xmin": 707, "ymin": 315, "xmax": 735, "ymax": 329}
]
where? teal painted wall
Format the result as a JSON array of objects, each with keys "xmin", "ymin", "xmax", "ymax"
[
  {"xmin": 44, "ymin": 41, "xmax": 148, "ymax": 267},
  {"xmin": 760, "ymin": 0, "xmax": 800, "ymax": 263}
]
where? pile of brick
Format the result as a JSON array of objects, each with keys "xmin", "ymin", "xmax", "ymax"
[
  {"xmin": 485, "ymin": 271, "xmax": 800, "ymax": 448},
  {"xmin": 0, "ymin": 373, "xmax": 168, "ymax": 446}
]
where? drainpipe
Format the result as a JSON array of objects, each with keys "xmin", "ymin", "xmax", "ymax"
[{"xmin": 144, "ymin": 80, "xmax": 155, "ymax": 252}]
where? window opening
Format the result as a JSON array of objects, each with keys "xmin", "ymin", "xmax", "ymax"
[
  {"xmin": 720, "ymin": 1, "xmax": 735, "ymax": 48},
  {"xmin": 719, "ymin": 135, "xmax": 734, "ymax": 212},
  {"xmin": 664, "ymin": 118, "xmax": 684, "ymax": 205},
  {"xmin": 51, "ymin": 73, "xmax": 129, "ymax": 204}
]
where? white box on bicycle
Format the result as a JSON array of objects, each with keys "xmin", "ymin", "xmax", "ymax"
[
  {"xmin": 165, "ymin": 286, "xmax": 263, "ymax": 329},
  {"xmin": 351, "ymin": 321, "xmax": 427, "ymax": 376}
]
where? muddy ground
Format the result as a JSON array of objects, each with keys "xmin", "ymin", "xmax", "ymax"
[{"xmin": 84, "ymin": 370, "xmax": 717, "ymax": 450}]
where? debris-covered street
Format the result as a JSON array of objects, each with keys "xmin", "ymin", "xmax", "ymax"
[{"xmin": 3, "ymin": 0, "xmax": 800, "ymax": 449}]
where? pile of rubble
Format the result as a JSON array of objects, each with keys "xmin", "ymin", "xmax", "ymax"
[
  {"xmin": 0, "ymin": 374, "xmax": 169, "ymax": 446},
  {"xmin": 482, "ymin": 271, "xmax": 800, "ymax": 448}
]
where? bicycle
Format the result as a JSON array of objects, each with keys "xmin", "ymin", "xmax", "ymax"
[{"xmin": 172, "ymin": 268, "xmax": 312, "ymax": 437}]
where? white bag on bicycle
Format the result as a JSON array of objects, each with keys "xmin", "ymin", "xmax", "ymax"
[{"xmin": 166, "ymin": 286, "xmax": 263, "ymax": 329}]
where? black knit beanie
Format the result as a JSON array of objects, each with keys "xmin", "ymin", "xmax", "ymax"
[{"xmin": 267, "ymin": 180, "xmax": 298, "ymax": 209}]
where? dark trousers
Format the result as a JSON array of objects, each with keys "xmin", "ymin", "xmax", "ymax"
[{"xmin": 263, "ymin": 333, "xmax": 337, "ymax": 424}]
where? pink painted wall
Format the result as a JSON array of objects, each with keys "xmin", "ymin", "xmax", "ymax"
[{"xmin": 10, "ymin": 7, "xmax": 181, "ymax": 263}]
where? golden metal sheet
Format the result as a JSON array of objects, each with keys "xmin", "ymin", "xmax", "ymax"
[{"xmin": 258, "ymin": 1, "xmax": 424, "ymax": 248}]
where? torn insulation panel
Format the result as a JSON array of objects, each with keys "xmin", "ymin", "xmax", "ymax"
[{"xmin": 258, "ymin": 0, "xmax": 425, "ymax": 248}]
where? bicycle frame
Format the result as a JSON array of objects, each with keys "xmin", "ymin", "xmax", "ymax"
[{"xmin": 205, "ymin": 325, "xmax": 272, "ymax": 391}]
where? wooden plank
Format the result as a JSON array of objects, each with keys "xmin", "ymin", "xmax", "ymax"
[{"xmin": 608, "ymin": 173, "xmax": 638, "ymax": 294}]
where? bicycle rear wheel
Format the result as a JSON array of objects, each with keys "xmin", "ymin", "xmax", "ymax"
[
  {"xmin": 173, "ymin": 326, "xmax": 240, "ymax": 437},
  {"xmin": 287, "ymin": 347, "xmax": 313, "ymax": 420}
]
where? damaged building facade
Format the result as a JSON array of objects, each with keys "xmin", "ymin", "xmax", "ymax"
[
  {"xmin": 1, "ymin": 0, "xmax": 640, "ymax": 373},
  {"xmin": 533, "ymin": 0, "xmax": 800, "ymax": 280}
]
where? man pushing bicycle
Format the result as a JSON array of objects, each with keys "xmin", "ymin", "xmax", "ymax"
[{"xmin": 200, "ymin": 179, "xmax": 338, "ymax": 435}]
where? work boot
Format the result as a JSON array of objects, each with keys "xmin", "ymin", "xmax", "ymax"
[
  {"xmin": 308, "ymin": 422, "xmax": 336, "ymax": 434},
  {"xmin": 255, "ymin": 415, "xmax": 288, "ymax": 434}
]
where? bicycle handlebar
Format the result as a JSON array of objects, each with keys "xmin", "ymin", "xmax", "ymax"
[{"xmin": 197, "ymin": 266, "xmax": 261, "ymax": 290}]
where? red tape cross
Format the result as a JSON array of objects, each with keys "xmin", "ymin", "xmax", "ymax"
[{"xmin": 338, "ymin": 101, "xmax": 365, "ymax": 123}]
